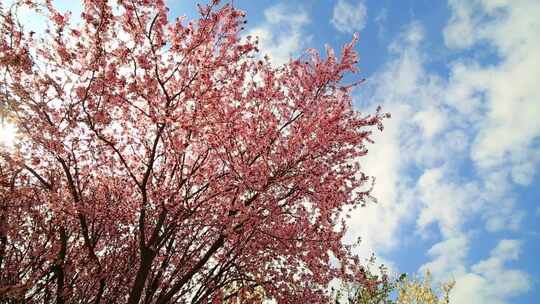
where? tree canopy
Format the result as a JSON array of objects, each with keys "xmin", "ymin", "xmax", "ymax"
[{"xmin": 0, "ymin": 0, "xmax": 388, "ymax": 303}]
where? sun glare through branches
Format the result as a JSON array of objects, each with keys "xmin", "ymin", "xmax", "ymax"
[{"xmin": 0, "ymin": 121, "xmax": 16, "ymax": 148}]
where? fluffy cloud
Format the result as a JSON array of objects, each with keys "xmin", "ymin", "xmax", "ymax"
[
  {"xmin": 416, "ymin": 167, "xmax": 481, "ymax": 237},
  {"xmin": 247, "ymin": 4, "xmax": 310, "ymax": 66},
  {"xmin": 345, "ymin": 24, "xmax": 428, "ymax": 256},
  {"xmin": 421, "ymin": 238, "xmax": 530, "ymax": 304},
  {"xmin": 444, "ymin": 0, "xmax": 540, "ymax": 186},
  {"xmin": 450, "ymin": 240, "xmax": 531, "ymax": 304},
  {"xmin": 345, "ymin": 104, "xmax": 416, "ymax": 253},
  {"xmin": 420, "ymin": 236, "xmax": 469, "ymax": 278},
  {"xmin": 331, "ymin": 0, "xmax": 367, "ymax": 33},
  {"xmin": 413, "ymin": 108, "xmax": 447, "ymax": 139},
  {"xmin": 345, "ymin": 1, "xmax": 537, "ymax": 301},
  {"xmin": 374, "ymin": 8, "xmax": 388, "ymax": 40}
]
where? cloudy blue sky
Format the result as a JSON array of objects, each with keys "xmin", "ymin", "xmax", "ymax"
[
  {"xmin": 168, "ymin": 0, "xmax": 540, "ymax": 302},
  {"xmin": 13, "ymin": 0, "xmax": 539, "ymax": 302}
]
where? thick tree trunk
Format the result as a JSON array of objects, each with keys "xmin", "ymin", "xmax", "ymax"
[
  {"xmin": 127, "ymin": 247, "xmax": 155, "ymax": 304},
  {"xmin": 155, "ymin": 235, "xmax": 225, "ymax": 304},
  {"xmin": 54, "ymin": 227, "xmax": 68, "ymax": 304}
]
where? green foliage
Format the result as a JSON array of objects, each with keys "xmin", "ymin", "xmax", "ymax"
[
  {"xmin": 332, "ymin": 257, "xmax": 454, "ymax": 304},
  {"xmin": 332, "ymin": 255, "xmax": 402, "ymax": 304}
]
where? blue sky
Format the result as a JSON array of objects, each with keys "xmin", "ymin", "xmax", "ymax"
[
  {"xmin": 166, "ymin": 1, "xmax": 540, "ymax": 302},
  {"xmin": 12, "ymin": 0, "xmax": 539, "ymax": 302}
]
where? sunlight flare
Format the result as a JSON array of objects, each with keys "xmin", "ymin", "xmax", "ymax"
[{"xmin": 0, "ymin": 121, "xmax": 17, "ymax": 148}]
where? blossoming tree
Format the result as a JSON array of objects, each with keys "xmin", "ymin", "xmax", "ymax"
[{"xmin": 0, "ymin": 0, "xmax": 388, "ymax": 303}]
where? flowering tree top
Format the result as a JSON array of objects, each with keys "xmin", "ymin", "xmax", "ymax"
[{"xmin": 0, "ymin": 0, "xmax": 388, "ymax": 303}]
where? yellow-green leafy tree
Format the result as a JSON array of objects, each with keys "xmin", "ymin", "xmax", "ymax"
[
  {"xmin": 333, "ymin": 260, "xmax": 454, "ymax": 304},
  {"xmin": 395, "ymin": 272, "xmax": 454, "ymax": 304}
]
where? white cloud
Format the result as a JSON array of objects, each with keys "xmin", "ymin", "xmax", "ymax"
[
  {"xmin": 511, "ymin": 158, "xmax": 539, "ymax": 186},
  {"xmin": 413, "ymin": 108, "xmax": 448, "ymax": 139},
  {"xmin": 347, "ymin": 21, "xmax": 462, "ymax": 259},
  {"xmin": 345, "ymin": 24, "xmax": 431, "ymax": 256},
  {"xmin": 263, "ymin": 5, "xmax": 308, "ymax": 26},
  {"xmin": 444, "ymin": 0, "xmax": 540, "ymax": 185},
  {"xmin": 345, "ymin": 2, "xmax": 535, "ymax": 299},
  {"xmin": 416, "ymin": 167, "xmax": 482, "ymax": 237},
  {"xmin": 483, "ymin": 198, "xmax": 525, "ymax": 232},
  {"xmin": 443, "ymin": 0, "xmax": 478, "ymax": 49},
  {"xmin": 421, "ymin": 239, "xmax": 530, "ymax": 304},
  {"xmin": 247, "ymin": 4, "xmax": 310, "ymax": 66},
  {"xmin": 449, "ymin": 240, "xmax": 531, "ymax": 304},
  {"xmin": 374, "ymin": 8, "xmax": 388, "ymax": 40},
  {"xmin": 345, "ymin": 104, "xmax": 416, "ymax": 253},
  {"xmin": 420, "ymin": 235, "xmax": 469, "ymax": 277},
  {"xmin": 331, "ymin": 0, "xmax": 367, "ymax": 33}
]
